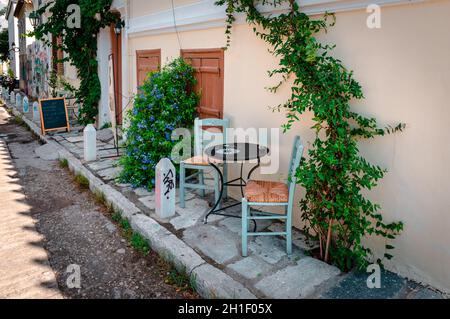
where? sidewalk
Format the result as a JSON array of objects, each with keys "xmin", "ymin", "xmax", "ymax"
[
  {"xmin": 0, "ymin": 108, "xmax": 62, "ymax": 299},
  {"xmin": 3, "ymin": 97, "xmax": 447, "ymax": 299}
]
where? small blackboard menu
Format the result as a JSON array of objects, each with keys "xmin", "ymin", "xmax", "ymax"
[{"xmin": 39, "ymin": 98, "xmax": 70, "ymax": 135}]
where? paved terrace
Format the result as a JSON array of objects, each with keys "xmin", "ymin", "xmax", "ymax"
[{"xmin": 4, "ymin": 97, "xmax": 447, "ymax": 299}]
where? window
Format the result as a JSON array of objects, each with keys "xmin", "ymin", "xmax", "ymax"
[
  {"xmin": 52, "ymin": 36, "xmax": 64, "ymax": 76},
  {"xmin": 181, "ymin": 49, "xmax": 224, "ymax": 119},
  {"xmin": 136, "ymin": 49, "xmax": 161, "ymax": 88}
]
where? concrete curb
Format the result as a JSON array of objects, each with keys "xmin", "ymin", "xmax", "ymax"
[{"xmin": 2, "ymin": 101, "xmax": 256, "ymax": 299}]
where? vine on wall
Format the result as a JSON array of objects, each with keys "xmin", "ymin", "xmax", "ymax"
[
  {"xmin": 216, "ymin": 0, "xmax": 404, "ymax": 270},
  {"xmin": 32, "ymin": 0, "xmax": 119, "ymax": 125}
]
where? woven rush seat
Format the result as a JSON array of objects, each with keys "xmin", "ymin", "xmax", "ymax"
[
  {"xmin": 182, "ymin": 155, "xmax": 223, "ymax": 166},
  {"xmin": 244, "ymin": 180, "xmax": 289, "ymax": 203}
]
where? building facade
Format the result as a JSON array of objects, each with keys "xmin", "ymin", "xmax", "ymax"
[
  {"xmin": 6, "ymin": 0, "xmax": 19, "ymax": 78},
  {"xmin": 5, "ymin": 0, "xmax": 79, "ymax": 98},
  {"xmin": 105, "ymin": 0, "xmax": 450, "ymax": 293}
]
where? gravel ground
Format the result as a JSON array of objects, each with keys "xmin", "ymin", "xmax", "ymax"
[{"xmin": 0, "ymin": 106, "xmax": 197, "ymax": 299}]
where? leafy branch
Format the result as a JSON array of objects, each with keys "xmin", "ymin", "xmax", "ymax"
[
  {"xmin": 31, "ymin": 0, "xmax": 119, "ymax": 125},
  {"xmin": 216, "ymin": 0, "xmax": 404, "ymax": 270}
]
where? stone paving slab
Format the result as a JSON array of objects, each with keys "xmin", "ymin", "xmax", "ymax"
[
  {"xmin": 255, "ymin": 257, "xmax": 341, "ymax": 299},
  {"xmin": 268, "ymin": 222, "xmax": 318, "ymax": 251},
  {"xmin": 228, "ymin": 256, "xmax": 274, "ymax": 280},
  {"xmin": 134, "ymin": 187, "xmax": 153, "ymax": 197},
  {"xmin": 96, "ymin": 166, "xmax": 122, "ymax": 181},
  {"xmin": 139, "ymin": 194, "xmax": 156, "ymax": 210},
  {"xmin": 192, "ymin": 264, "xmax": 256, "ymax": 299},
  {"xmin": 219, "ymin": 217, "xmax": 273, "ymax": 234},
  {"xmin": 66, "ymin": 136, "xmax": 84, "ymax": 143},
  {"xmin": 97, "ymin": 129, "xmax": 114, "ymax": 143},
  {"xmin": 249, "ymin": 236, "xmax": 302, "ymax": 265},
  {"xmin": 88, "ymin": 159, "xmax": 117, "ymax": 171},
  {"xmin": 184, "ymin": 225, "xmax": 239, "ymax": 264}
]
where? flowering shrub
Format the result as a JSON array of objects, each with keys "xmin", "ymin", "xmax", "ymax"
[{"xmin": 119, "ymin": 58, "xmax": 199, "ymax": 189}]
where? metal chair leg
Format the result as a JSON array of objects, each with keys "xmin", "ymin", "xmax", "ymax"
[
  {"xmin": 286, "ymin": 210, "xmax": 293, "ymax": 256},
  {"xmin": 223, "ymin": 163, "xmax": 228, "ymax": 199},
  {"xmin": 199, "ymin": 170, "xmax": 206, "ymax": 197},
  {"xmin": 242, "ymin": 198, "xmax": 249, "ymax": 257},
  {"xmin": 180, "ymin": 163, "xmax": 186, "ymax": 208},
  {"xmin": 214, "ymin": 170, "xmax": 221, "ymax": 210}
]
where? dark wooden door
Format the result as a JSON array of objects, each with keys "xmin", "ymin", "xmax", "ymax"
[
  {"xmin": 136, "ymin": 50, "xmax": 161, "ymax": 88},
  {"xmin": 181, "ymin": 49, "xmax": 224, "ymax": 119}
]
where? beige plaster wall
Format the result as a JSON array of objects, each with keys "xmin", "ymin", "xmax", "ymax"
[{"xmin": 129, "ymin": 0, "xmax": 201, "ymax": 18}]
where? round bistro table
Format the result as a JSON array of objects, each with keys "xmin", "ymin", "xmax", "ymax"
[{"xmin": 203, "ymin": 143, "xmax": 270, "ymax": 224}]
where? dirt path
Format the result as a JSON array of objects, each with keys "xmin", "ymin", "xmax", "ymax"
[{"xmin": 0, "ymin": 106, "xmax": 195, "ymax": 299}]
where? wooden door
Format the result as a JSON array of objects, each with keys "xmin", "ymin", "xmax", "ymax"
[
  {"xmin": 136, "ymin": 50, "xmax": 161, "ymax": 88},
  {"xmin": 181, "ymin": 49, "xmax": 224, "ymax": 119}
]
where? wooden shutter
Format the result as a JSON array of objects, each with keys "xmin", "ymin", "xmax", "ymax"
[
  {"xmin": 52, "ymin": 36, "xmax": 64, "ymax": 76},
  {"xmin": 136, "ymin": 50, "xmax": 161, "ymax": 88},
  {"xmin": 181, "ymin": 49, "xmax": 224, "ymax": 119},
  {"xmin": 56, "ymin": 37, "xmax": 64, "ymax": 75}
]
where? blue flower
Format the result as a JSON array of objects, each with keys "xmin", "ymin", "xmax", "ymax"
[
  {"xmin": 141, "ymin": 155, "xmax": 153, "ymax": 165},
  {"xmin": 151, "ymin": 86, "xmax": 164, "ymax": 100},
  {"xmin": 165, "ymin": 124, "xmax": 175, "ymax": 131}
]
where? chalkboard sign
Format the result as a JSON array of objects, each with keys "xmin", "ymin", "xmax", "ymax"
[{"xmin": 39, "ymin": 98, "xmax": 70, "ymax": 135}]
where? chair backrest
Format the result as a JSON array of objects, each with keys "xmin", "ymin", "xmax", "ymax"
[
  {"xmin": 287, "ymin": 136, "xmax": 304, "ymax": 200},
  {"xmin": 194, "ymin": 117, "xmax": 230, "ymax": 156}
]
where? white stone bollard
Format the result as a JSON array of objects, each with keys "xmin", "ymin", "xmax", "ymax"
[
  {"xmin": 32, "ymin": 102, "xmax": 40, "ymax": 122},
  {"xmin": 155, "ymin": 158, "xmax": 176, "ymax": 219},
  {"xmin": 10, "ymin": 91, "xmax": 15, "ymax": 105},
  {"xmin": 83, "ymin": 124, "xmax": 97, "ymax": 162},
  {"xmin": 23, "ymin": 96, "xmax": 29, "ymax": 113},
  {"xmin": 16, "ymin": 94, "xmax": 21, "ymax": 108}
]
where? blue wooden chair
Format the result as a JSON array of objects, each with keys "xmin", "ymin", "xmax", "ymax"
[
  {"xmin": 179, "ymin": 118, "xmax": 229, "ymax": 208},
  {"xmin": 241, "ymin": 136, "xmax": 304, "ymax": 256}
]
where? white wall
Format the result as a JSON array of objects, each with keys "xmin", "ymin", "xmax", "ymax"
[
  {"xmin": 7, "ymin": 4, "xmax": 19, "ymax": 77},
  {"xmin": 97, "ymin": 27, "xmax": 113, "ymax": 127}
]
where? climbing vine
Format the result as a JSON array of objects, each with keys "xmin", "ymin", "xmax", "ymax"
[
  {"xmin": 32, "ymin": 0, "xmax": 119, "ymax": 125},
  {"xmin": 216, "ymin": 0, "xmax": 404, "ymax": 270}
]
